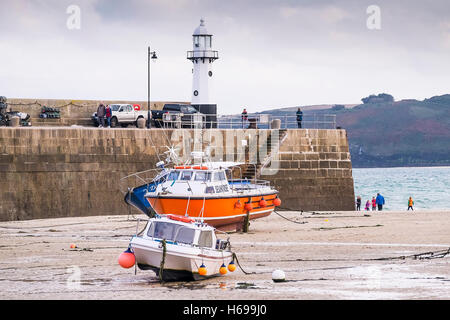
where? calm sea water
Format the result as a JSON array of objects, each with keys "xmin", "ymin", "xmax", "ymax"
[{"xmin": 352, "ymin": 167, "xmax": 450, "ymax": 211}]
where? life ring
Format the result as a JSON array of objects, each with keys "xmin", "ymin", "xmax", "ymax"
[
  {"xmin": 167, "ymin": 214, "xmax": 195, "ymax": 223},
  {"xmin": 192, "ymin": 166, "xmax": 208, "ymax": 170},
  {"xmin": 133, "ymin": 104, "xmax": 141, "ymax": 111}
]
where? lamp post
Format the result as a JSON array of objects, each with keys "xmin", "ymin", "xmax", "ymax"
[{"xmin": 147, "ymin": 46, "xmax": 157, "ymax": 128}]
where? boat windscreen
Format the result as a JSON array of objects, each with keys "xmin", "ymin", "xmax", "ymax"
[
  {"xmin": 194, "ymin": 171, "xmax": 212, "ymax": 182},
  {"xmin": 213, "ymin": 171, "xmax": 226, "ymax": 181},
  {"xmin": 180, "ymin": 171, "xmax": 193, "ymax": 181},
  {"xmin": 167, "ymin": 171, "xmax": 180, "ymax": 181},
  {"xmin": 149, "ymin": 221, "xmax": 195, "ymax": 244}
]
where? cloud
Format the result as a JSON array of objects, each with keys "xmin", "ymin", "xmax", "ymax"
[{"xmin": 0, "ymin": 0, "xmax": 449, "ymax": 114}]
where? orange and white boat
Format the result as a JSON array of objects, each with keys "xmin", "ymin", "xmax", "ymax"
[{"xmin": 124, "ymin": 153, "xmax": 281, "ymax": 230}]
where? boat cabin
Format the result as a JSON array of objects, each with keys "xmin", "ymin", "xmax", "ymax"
[{"xmin": 143, "ymin": 216, "xmax": 229, "ymax": 250}]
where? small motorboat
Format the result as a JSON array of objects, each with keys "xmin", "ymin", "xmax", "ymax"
[{"xmin": 120, "ymin": 214, "xmax": 236, "ymax": 281}]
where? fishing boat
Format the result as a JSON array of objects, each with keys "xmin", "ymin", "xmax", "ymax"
[
  {"xmin": 123, "ymin": 152, "xmax": 281, "ymax": 230},
  {"xmin": 119, "ymin": 214, "xmax": 235, "ymax": 281}
]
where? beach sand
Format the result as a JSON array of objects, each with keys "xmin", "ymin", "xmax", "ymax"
[{"xmin": 0, "ymin": 209, "xmax": 449, "ymax": 300}]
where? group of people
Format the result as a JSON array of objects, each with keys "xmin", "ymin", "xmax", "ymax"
[
  {"xmin": 240, "ymin": 107, "xmax": 303, "ymax": 128},
  {"xmin": 96, "ymin": 103, "xmax": 112, "ymax": 128},
  {"xmin": 356, "ymin": 194, "xmax": 415, "ymax": 211},
  {"xmin": 356, "ymin": 193, "xmax": 385, "ymax": 211}
]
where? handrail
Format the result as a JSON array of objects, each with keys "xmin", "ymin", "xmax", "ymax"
[{"xmin": 157, "ymin": 112, "xmax": 336, "ymax": 129}]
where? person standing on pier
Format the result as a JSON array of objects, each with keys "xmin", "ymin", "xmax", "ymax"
[
  {"xmin": 376, "ymin": 193, "xmax": 385, "ymax": 211},
  {"xmin": 407, "ymin": 197, "xmax": 414, "ymax": 211},
  {"xmin": 97, "ymin": 103, "xmax": 105, "ymax": 128},
  {"xmin": 241, "ymin": 108, "xmax": 248, "ymax": 128},
  {"xmin": 296, "ymin": 107, "xmax": 303, "ymax": 128},
  {"xmin": 105, "ymin": 104, "xmax": 111, "ymax": 128}
]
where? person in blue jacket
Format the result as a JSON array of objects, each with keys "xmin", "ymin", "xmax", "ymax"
[{"xmin": 376, "ymin": 193, "xmax": 385, "ymax": 211}]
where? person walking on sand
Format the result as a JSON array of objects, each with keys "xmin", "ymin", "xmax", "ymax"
[
  {"xmin": 371, "ymin": 196, "xmax": 376, "ymax": 211},
  {"xmin": 97, "ymin": 103, "xmax": 105, "ymax": 128},
  {"xmin": 376, "ymin": 193, "xmax": 385, "ymax": 211},
  {"xmin": 407, "ymin": 196, "xmax": 414, "ymax": 211},
  {"xmin": 356, "ymin": 196, "xmax": 361, "ymax": 211},
  {"xmin": 241, "ymin": 108, "xmax": 248, "ymax": 128},
  {"xmin": 296, "ymin": 107, "xmax": 303, "ymax": 128},
  {"xmin": 365, "ymin": 200, "xmax": 370, "ymax": 211}
]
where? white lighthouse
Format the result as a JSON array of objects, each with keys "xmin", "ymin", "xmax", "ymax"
[{"xmin": 187, "ymin": 18, "xmax": 218, "ymax": 127}]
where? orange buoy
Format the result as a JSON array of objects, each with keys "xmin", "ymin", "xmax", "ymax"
[
  {"xmin": 198, "ymin": 264, "xmax": 207, "ymax": 276},
  {"xmin": 228, "ymin": 261, "xmax": 236, "ymax": 272},
  {"xmin": 235, "ymin": 200, "xmax": 242, "ymax": 209},
  {"xmin": 219, "ymin": 263, "xmax": 228, "ymax": 275},
  {"xmin": 259, "ymin": 197, "xmax": 267, "ymax": 208},
  {"xmin": 70, "ymin": 244, "xmax": 77, "ymax": 249},
  {"xmin": 273, "ymin": 197, "xmax": 281, "ymax": 206},
  {"xmin": 118, "ymin": 247, "xmax": 136, "ymax": 269},
  {"xmin": 244, "ymin": 203, "xmax": 252, "ymax": 211}
]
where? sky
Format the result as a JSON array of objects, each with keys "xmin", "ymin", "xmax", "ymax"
[{"xmin": 1, "ymin": 0, "xmax": 449, "ymax": 114}]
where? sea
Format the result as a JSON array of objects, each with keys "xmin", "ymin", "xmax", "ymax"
[{"xmin": 352, "ymin": 166, "xmax": 450, "ymax": 211}]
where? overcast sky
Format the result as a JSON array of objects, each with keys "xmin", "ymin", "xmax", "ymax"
[{"xmin": 1, "ymin": 0, "xmax": 449, "ymax": 114}]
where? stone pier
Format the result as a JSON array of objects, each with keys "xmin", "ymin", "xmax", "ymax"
[{"xmin": 0, "ymin": 127, "xmax": 355, "ymax": 221}]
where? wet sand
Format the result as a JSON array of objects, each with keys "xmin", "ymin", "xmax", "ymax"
[{"xmin": 0, "ymin": 209, "xmax": 449, "ymax": 300}]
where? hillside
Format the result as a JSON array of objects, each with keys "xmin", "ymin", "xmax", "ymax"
[{"xmin": 260, "ymin": 94, "xmax": 450, "ymax": 168}]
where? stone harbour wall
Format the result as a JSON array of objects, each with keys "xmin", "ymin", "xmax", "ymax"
[{"xmin": 0, "ymin": 127, "xmax": 355, "ymax": 221}]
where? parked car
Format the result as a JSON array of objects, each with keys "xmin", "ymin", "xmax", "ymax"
[
  {"xmin": 92, "ymin": 104, "xmax": 149, "ymax": 127},
  {"xmin": 151, "ymin": 104, "xmax": 205, "ymax": 128}
]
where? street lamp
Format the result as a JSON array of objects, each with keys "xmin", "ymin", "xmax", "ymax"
[{"xmin": 147, "ymin": 46, "xmax": 157, "ymax": 128}]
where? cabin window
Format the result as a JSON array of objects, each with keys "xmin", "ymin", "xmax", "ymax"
[
  {"xmin": 149, "ymin": 221, "xmax": 194, "ymax": 244},
  {"xmin": 194, "ymin": 171, "xmax": 212, "ymax": 182},
  {"xmin": 174, "ymin": 227, "xmax": 196, "ymax": 245},
  {"xmin": 213, "ymin": 171, "xmax": 226, "ymax": 181},
  {"xmin": 167, "ymin": 171, "xmax": 180, "ymax": 181},
  {"xmin": 181, "ymin": 171, "xmax": 193, "ymax": 181},
  {"xmin": 194, "ymin": 36, "xmax": 199, "ymax": 47},
  {"xmin": 198, "ymin": 231, "xmax": 213, "ymax": 248}
]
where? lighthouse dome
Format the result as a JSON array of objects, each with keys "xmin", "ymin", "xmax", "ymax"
[{"xmin": 193, "ymin": 18, "xmax": 211, "ymax": 35}]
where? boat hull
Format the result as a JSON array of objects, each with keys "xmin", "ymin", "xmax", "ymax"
[
  {"xmin": 131, "ymin": 237, "xmax": 233, "ymax": 282},
  {"xmin": 145, "ymin": 193, "xmax": 278, "ymax": 229}
]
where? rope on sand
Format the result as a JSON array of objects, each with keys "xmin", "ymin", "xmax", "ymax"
[
  {"xmin": 232, "ymin": 252, "xmax": 256, "ymax": 275},
  {"xmin": 274, "ymin": 210, "xmax": 308, "ymax": 224}
]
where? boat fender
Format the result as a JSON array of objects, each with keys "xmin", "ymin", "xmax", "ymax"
[
  {"xmin": 244, "ymin": 203, "xmax": 252, "ymax": 211},
  {"xmin": 228, "ymin": 261, "xmax": 236, "ymax": 272},
  {"xmin": 118, "ymin": 247, "xmax": 136, "ymax": 269},
  {"xmin": 234, "ymin": 200, "xmax": 242, "ymax": 209},
  {"xmin": 273, "ymin": 197, "xmax": 281, "ymax": 206},
  {"xmin": 198, "ymin": 264, "xmax": 207, "ymax": 276},
  {"xmin": 259, "ymin": 197, "xmax": 267, "ymax": 208},
  {"xmin": 219, "ymin": 263, "xmax": 228, "ymax": 275}
]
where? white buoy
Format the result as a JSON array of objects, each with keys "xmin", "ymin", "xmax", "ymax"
[{"xmin": 272, "ymin": 269, "xmax": 286, "ymax": 282}]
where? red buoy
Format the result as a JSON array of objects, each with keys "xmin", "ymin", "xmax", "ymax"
[
  {"xmin": 118, "ymin": 248, "xmax": 135, "ymax": 269},
  {"xmin": 259, "ymin": 198, "xmax": 267, "ymax": 208},
  {"xmin": 244, "ymin": 203, "xmax": 252, "ymax": 211},
  {"xmin": 273, "ymin": 197, "xmax": 281, "ymax": 206}
]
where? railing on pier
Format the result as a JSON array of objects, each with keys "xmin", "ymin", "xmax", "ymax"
[{"xmin": 156, "ymin": 113, "xmax": 336, "ymax": 130}]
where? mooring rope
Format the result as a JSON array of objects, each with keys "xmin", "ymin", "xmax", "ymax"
[
  {"xmin": 232, "ymin": 252, "xmax": 256, "ymax": 275},
  {"xmin": 159, "ymin": 239, "xmax": 167, "ymax": 282},
  {"xmin": 274, "ymin": 210, "xmax": 308, "ymax": 224}
]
